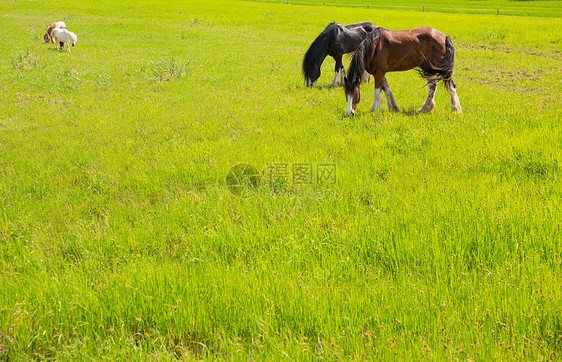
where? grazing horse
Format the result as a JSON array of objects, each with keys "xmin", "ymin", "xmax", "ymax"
[
  {"xmin": 44, "ymin": 21, "xmax": 66, "ymax": 44},
  {"xmin": 344, "ymin": 27, "xmax": 462, "ymax": 117},
  {"xmin": 303, "ymin": 22, "xmax": 376, "ymax": 87},
  {"xmin": 52, "ymin": 28, "xmax": 77, "ymax": 51}
]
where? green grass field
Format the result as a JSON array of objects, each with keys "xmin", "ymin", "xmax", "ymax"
[
  {"xmin": 254, "ymin": 0, "xmax": 562, "ymax": 18},
  {"xmin": 1, "ymin": 0, "xmax": 561, "ymax": 359}
]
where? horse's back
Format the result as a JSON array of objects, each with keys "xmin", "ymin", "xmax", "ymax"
[
  {"xmin": 53, "ymin": 28, "xmax": 69, "ymax": 41},
  {"xmin": 344, "ymin": 22, "xmax": 376, "ymax": 31},
  {"xmin": 413, "ymin": 27, "xmax": 446, "ymax": 43},
  {"xmin": 335, "ymin": 22, "xmax": 377, "ymax": 54},
  {"xmin": 378, "ymin": 27, "xmax": 446, "ymax": 53},
  {"xmin": 374, "ymin": 27, "xmax": 448, "ymax": 71}
]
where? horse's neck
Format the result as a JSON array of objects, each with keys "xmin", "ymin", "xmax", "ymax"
[
  {"xmin": 316, "ymin": 52, "xmax": 328, "ymax": 67},
  {"xmin": 309, "ymin": 45, "xmax": 328, "ymax": 69}
]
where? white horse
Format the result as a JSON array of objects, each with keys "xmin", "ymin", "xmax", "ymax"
[
  {"xmin": 44, "ymin": 21, "xmax": 66, "ymax": 43},
  {"xmin": 52, "ymin": 28, "xmax": 77, "ymax": 51}
]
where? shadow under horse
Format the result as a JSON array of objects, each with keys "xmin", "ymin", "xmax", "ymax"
[
  {"xmin": 302, "ymin": 22, "xmax": 376, "ymax": 87},
  {"xmin": 344, "ymin": 27, "xmax": 462, "ymax": 116}
]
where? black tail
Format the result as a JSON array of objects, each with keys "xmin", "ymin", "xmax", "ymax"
[
  {"xmin": 344, "ymin": 27, "xmax": 382, "ymax": 95},
  {"xmin": 418, "ymin": 36, "xmax": 456, "ymax": 88}
]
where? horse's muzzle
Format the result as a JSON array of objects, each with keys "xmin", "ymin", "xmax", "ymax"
[{"xmin": 346, "ymin": 111, "xmax": 355, "ymax": 117}]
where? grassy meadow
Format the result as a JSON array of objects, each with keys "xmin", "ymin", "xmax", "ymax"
[
  {"xmin": 257, "ymin": 0, "xmax": 562, "ymax": 18},
  {"xmin": 1, "ymin": 0, "xmax": 561, "ymax": 359}
]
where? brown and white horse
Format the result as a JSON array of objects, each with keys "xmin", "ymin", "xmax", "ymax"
[
  {"xmin": 344, "ymin": 27, "xmax": 462, "ymax": 117},
  {"xmin": 43, "ymin": 21, "xmax": 66, "ymax": 43}
]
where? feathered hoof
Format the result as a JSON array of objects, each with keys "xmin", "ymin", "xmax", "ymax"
[{"xmin": 419, "ymin": 105, "xmax": 434, "ymax": 113}]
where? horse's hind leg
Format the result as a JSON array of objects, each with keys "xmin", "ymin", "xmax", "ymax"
[
  {"xmin": 447, "ymin": 80, "xmax": 462, "ymax": 113},
  {"xmin": 331, "ymin": 54, "xmax": 345, "ymax": 87},
  {"xmin": 419, "ymin": 78, "xmax": 437, "ymax": 113},
  {"xmin": 381, "ymin": 76, "xmax": 399, "ymax": 112}
]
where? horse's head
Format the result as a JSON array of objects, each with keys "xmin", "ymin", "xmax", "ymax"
[
  {"xmin": 303, "ymin": 50, "xmax": 321, "ymax": 87},
  {"xmin": 71, "ymin": 33, "xmax": 77, "ymax": 47},
  {"xmin": 43, "ymin": 33, "xmax": 51, "ymax": 43},
  {"xmin": 305, "ymin": 77, "xmax": 317, "ymax": 87},
  {"xmin": 304, "ymin": 67, "xmax": 320, "ymax": 87},
  {"xmin": 344, "ymin": 76, "xmax": 360, "ymax": 117}
]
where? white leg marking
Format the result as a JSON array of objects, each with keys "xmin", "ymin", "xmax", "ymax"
[
  {"xmin": 362, "ymin": 71, "xmax": 371, "ymax": 83},
  {"xmin": 448, "ymin": 85, "xmax": 462, "ymax": 112},
  {"xmin": 370, "ymin": 87, "xmax": 382, "ymax": 111},
  {"xmin": 383, "ymin": 87, "xmax": 399, "ymax": 112},
  {"xmin": 331, "ymin": 69, "xmax": 344, "ymax": 87},
  {"xmin": 347, "ymin": 94, "xmax": 354, "ymax": 116},
  {"xmin": 419, "ymin": 82, "xmax": 437, "ymax": 113}
]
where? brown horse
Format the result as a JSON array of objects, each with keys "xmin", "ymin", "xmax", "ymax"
[
  {"xmin": 344, "ymin": 27, "xmax": 462, "ymax": 117},
  {"xmin": 43, "ymin": 21, "xmax": 66, "ymax": 43}
]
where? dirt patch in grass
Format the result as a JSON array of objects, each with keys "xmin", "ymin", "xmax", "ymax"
[{"xmin": 458, "ymin": 42, "xmax": 562, "ymax": 61}]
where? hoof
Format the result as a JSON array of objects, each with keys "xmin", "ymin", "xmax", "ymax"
[{"xmin": 419, "ymin": 107, "xmax": 434, "ymax": 113}]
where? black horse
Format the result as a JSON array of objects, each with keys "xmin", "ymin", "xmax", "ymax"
[{"xmin": 302, "ymin": 22, "xmax": 376, "ymax": 87}]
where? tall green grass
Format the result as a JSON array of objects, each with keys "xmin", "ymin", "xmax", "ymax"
[{"xmin": 0, "ymin": 0, "xmax": 561, "ymax": 359}]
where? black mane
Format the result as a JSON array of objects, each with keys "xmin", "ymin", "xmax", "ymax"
[
  {"xmin": 345, "ymin": 27, "xmax": 382, "ymax": 95},
  {"xmin": 302, "ymin": 23, "xmax": 337, "ymax": 81},
  {"xmin": 302, "ymin": 22, "xmax": 377, "ymax": 84}
]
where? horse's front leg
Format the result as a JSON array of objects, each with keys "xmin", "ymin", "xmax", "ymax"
[
  {"xmin": 381, "ymin": 76, "xmax": 399, "ymax": 112},
  {"xmin": 370, "ymin": 72, "xmax": 383, "ymax": 111},
  {"xmin": 370, "ymin": 87, "xmax": 382, "ymax": 112},
  {"xmin": 419, "ymin": 78, "xmax": 437, "ymax": 113},
  {"xmin": 330, "ymin": 54, "xmax": 344, "ymax": 87}
]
